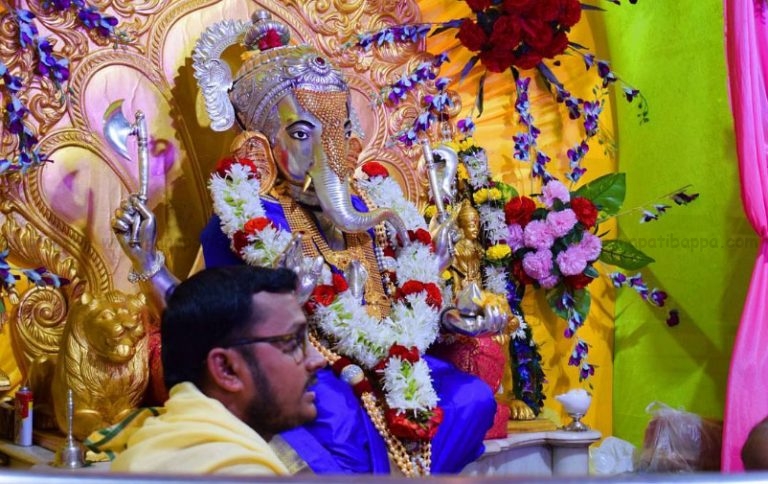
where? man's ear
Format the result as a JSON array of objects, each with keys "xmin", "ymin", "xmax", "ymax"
[{"xmin": 205, "ymin": 348, "xmax": 246, "ymax": 393}]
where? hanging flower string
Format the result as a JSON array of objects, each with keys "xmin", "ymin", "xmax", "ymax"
[
  {"xmin": 0, "ymin": 249, "xmax": 69, "ymax": 324},
  {"xmin": 0, "ymin": 2, "xmax": 124, "ymax": 175},
  {"xmin": 210, "ymin": 159, "xmax": 446, "ymax": 441}
]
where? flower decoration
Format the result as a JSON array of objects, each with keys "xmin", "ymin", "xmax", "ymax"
[
  {"xmin": 210, "ymin": 157, "xmax": 447, "ymax": 442},
  {"xmin": 1, "ymin": 3, "xmax": 124, "ymax": 176}
]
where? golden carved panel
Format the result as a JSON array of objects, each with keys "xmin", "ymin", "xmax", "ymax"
[{"xmin": 0, "ymin": 0, "xmax": 435, "ymax": 400}]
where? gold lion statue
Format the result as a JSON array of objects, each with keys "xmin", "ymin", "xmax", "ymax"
[{"xmin": 50, "ymin": 291, "xmax": 150, "ymax": 439}]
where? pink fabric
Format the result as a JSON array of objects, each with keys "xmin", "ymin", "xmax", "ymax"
[{"xmin": 722, "ymin": 0, "xmax": 768, "ymax": 471}]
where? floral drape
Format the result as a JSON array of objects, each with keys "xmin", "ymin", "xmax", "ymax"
[{"xmin": 722, "ymin": 0, "xmax": 768, "ymax": 471}]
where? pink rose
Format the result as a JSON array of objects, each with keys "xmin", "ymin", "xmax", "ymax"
[
  {"xmin": 522, "ymin": 249, "xmax": 554, "ymax": 280},
  {"xmin": 541, "ymin": 180, "xmax": 571, "ymax": 207},
  {"xmin": 523, "ymin": 220, "xmax": 555, "ymax": 250},
  {"xmin": 578, "ymin": 232, "xmax": 603, "ymax": 261},
  {"xmin": 539, "ymin": 274, "xmax": 560, "ymax": 289},
  {"xmin": 546, "ymin": 209, "xmax": 577, "ymax": 237},
  {"xmin": 507, "ymin": 223, "xmax": 525, "ymax": 251},
  {"xmin": 556, "ymin": 246, "xmax": 588, "ymax": 276}
]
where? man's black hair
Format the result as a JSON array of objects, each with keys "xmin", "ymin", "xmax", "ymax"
[{"xmin": 161, "ymin": 265, "xmax": 297, "ymax": 389}]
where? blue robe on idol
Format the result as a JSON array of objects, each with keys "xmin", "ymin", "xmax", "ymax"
[{"xmin": 200, "ymin": 196, "xmax": 496, "ymax": 474}]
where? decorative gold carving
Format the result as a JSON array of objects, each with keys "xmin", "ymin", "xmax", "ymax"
[
  {"xmin": 229, "ymin": 131, "xmax": 278, "ymax": 195},
  {"xmin": 51, "ymin": 291, "xmax": 149, "ymax": 440}
]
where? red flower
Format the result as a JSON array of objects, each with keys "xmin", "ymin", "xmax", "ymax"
[
  {"xmin": 552, "ymin": 0, "xmax": 582, "ymax": 27},
  {"xmin": 564, "ymin": 273, "xmax": 594, "ymax": 290},
  {"xmin": 388, "ymin": 344, "xmax": 421, "ymax": 363},
  {"xmin": 332, "ymin": 273, "xmax": 349, "ymax": 293},
  {"xmin": 362, "ymin": 161, "xmax": 389, "ymax": 179},
  {"xmin": 570, "ymin": 197, "xmax": 598, "ymax": 228},
  {"xmin": 511, "ymin": 258, "xmax": 534, "ymax": 285},
  {"xmin": 215, "ymin": 156, "xmax": 259, "ymax": 178},
  {"xmin": 540, "ymin": 31, "xmax": 569, "ymax": 58},
  {"xmin": 423, "ymin": 282, "xmax": 443, "ymax": 309},
  {"xmin": 513, "ymin": 50, "xmax": 543, "ymax": 70},
  {"xmin": 501, "ymin": 0, "xmax": 536, "ymax": 13},
  {"xmin": 465, "ymin": 0, "xmax": 492, "ymax": 11},
  {"xmin": 480, "ymin": 44, "xmax": 517, "ymax": 73},
  {"xmin": 504, "ymin": 196, "xmax": 537, "ymax": 227},
  {"xmin": 382, "ymin": 246, "xmax": 396, "ymax": 258},
  {"xmin": 491, "ymin": 14, "xmax": 522, "ymax": 48},
  {"xmin": 385, "ymin": 407, "xmax": 444, "ymax": 440},
  {"xmin": 243, "ymin": 216, "xmax": 272, "ymax": 234},
  {"xmin": 457, "ymin": 19, "xmax": 488, "ymax": 52},
  {"xmin": 399, "ymin": 280, "xmax": 426, "ymax": 300},
  {"xmin": 311, "ymin": 285, "xmax": 336, "ymax": 307},
  {"xmin": 232, "ymin": 230, "xmax": 249, "ymax": 254},
  {"xmin": 258, "ymin": 29, "xmax": 284, "ymax": 51},
  {"xmin": 408, "ymin": 228, "xmax": 433, "ymax": 246}
]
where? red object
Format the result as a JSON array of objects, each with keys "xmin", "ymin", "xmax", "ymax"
[
  {"xmin": 361, "ymin": 161, "xmax": 389, "ymax": 179},
  {"xmin": 258, "ymin": 29, "xmax": 284, "ymax": 51},
  {"xmin": 570, "ymin": 197, "xmax": 598, "ymax": 228},
  {"xmin": 386, "ymin": 406, "xmax": 444, "ymax": 440},
  {"xmin": 214, "ymin": 156, "xmax": 259, "ymax": 178},
  {"xmin": 243, "ymin": 217, "xmax": 272, "ymax": 234},
  {"xmin": 504, "ymin": 196, "xmax": 537, "ymax": 227}
]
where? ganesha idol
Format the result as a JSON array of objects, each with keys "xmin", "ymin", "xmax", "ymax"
[{"xmin": 111, "ymin": 11, "xmax": 508, "ymax": 476}]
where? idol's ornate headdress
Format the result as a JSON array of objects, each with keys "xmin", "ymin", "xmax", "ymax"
[{"xmin": 192, "ymin": 10, "xmax": 348, "ymax": 134}]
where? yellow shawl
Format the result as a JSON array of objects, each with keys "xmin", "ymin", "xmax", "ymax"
[{"xmin": 108, "ymin": 382, "xmax": 289, "ymax": 476}]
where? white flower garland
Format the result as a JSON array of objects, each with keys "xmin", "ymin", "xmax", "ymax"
[{"xmin": 210, "ymin": 164, "xmax": 441, "ymax": 415}]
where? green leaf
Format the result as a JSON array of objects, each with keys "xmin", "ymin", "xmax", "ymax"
[
  {"xmin": 572, "ymin": 173, "xmax": 626, "ymax": 215},
  {"xmin": 599, "ymin": 239, "xmax": 655, "ymax": 270},
  {"xmin": 545, "ymin": 287, "xmax": 591, "ymax": 322},
  {"xmin": 495, "ymin": 180, "xmax": 518, "ymax": 201},
  {"xmin": 476, "ymin": 72, "xmax": 487, "ymax": 116},
  {"xmin": 573, "ymin": 289, "xmax": 591, "ymax": 321},
  {"xmin": 546, "ymin": 286, "xmax": 567, "ymax": 320}
]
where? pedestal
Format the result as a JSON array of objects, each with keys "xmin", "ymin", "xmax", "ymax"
[{"xmin": 461, "ymin": 429, "xmax": 601, "ymax": 476}]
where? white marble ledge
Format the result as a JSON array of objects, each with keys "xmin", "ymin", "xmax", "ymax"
[{"xmin": 482, "ymin": 429, "xmax": 602, "ymax": 455}]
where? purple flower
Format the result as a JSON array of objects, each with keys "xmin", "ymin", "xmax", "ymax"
[
  {"xmin": 583, "ymin": 100, "xmax": 602, "ymax": 136},
  {"xmin": 666, "ymin": 309, "xmax": 680, "ymax": 327},
  {"xmin": 609, "ymin": 272, "xmax": 626, "ymax": 287},
  {"xmin": 541, "ymin": 180, "xmax": 571, "ymax": 207},
  {"xmin": 623, "ymin": 87, "xmax": 640, "ymax": 102},
  {"xmin": 649, "ymin": 289, "xmax": 667, "ymax": 307},
  {"xmin": 522, "ymin": 249, "xmax": 554, "ymax": 281},
  {"xmin": 397, "ymin": 128, "xmax": 417, "ymax": 147},
  {"xmin": 6, "ymin": 97, "xmax": 29, "ymax": 135},
  {"xmin": 597, "ymin": 60, "xmax": 617, "ymax": 87},
  {"xmin": 567, "ymin": 166, "xmax": 587, "ymax": 183},
  {"xmin": 556, "ymin": 246, "xmax": 588, "ymax": 276},
  {"xmin": 435, "ymin": 76, "xmax": 451, "ymax": 91},
  {"xmin": 506, "ymin": 223, "xmax": 524, "ymax": 251},
  {"xmin": 567, "ymin": 141, "xmax": 589, "ymax": 164},
  {"xmin": 546, "ymin": 209, "xmax": 577, "ymax": 237},
  {"xmin": 569, "ymin": 339, "xmax": 589, "ymax": 366},
  {"xmin": 432, "ymin": 52, "xmax": 449, "ymax": 67},
  {"xmin": 523, "ymin": 220, "xmax": 555, "ymax": 250},
  {"xmin": 76, "ymin": 6, "xmax": 118, "ymax": 37},
  {"xmin": 579, "ymin": 362, "xmax": 595, "ymax": 381},
  {"xmin": 457, "ymin": 117, "xmax": 475, "ymax": 135},
  {"xmin": 15, "ymin": 10, "xmax": 38, "ymax": 49},
  {"xmin": 539, "ymin": 274, "xmax": 560, "ymax": 289},
  {"xmin": 577, "ymin": 232, "xmax": 602, "ymax": 261},
  {"xmin": 640, "ymin": 210, "xmax": 658, "ymax": 223},
  {"xmin": 36, "ymin": 39, "xmax": 70, "ymax": 83}
]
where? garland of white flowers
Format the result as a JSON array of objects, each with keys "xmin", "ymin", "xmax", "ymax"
[{"xmin": 210, "ymin": 162, "xmax": 441, "ymax": 416}]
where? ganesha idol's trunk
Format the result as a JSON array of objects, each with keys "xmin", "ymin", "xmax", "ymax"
[{"xmin": 308, "ymin": 161, "xmax": 406, "ymax": 239}]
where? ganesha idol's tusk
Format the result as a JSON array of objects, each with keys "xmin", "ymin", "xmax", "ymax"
[
  {"xmin": 420, "ymin": 139, "xmax": 449, "ymax": 224},
  {"xmin": 302, "ymin": 173, "xmax": 313, "ymax": 192}
]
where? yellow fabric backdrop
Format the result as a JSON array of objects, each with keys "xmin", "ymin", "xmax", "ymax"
[{"xmin": 418, "ymin": 1, "xmax": 615, "ymax": 436}]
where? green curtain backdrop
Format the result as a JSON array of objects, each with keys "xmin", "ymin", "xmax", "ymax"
[{"xmin": 603, "ymin": 2, "xmax": 757, "ymax": 446}]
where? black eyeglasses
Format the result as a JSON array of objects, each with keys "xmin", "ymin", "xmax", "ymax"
[{"xmin": 226, "ymin": 326, "xmax": 309, "ymax": 363}]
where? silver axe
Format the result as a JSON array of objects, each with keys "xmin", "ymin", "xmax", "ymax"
[{"xmin": 103, "ymin": 100, "xmax": 149, "ymax": 247}]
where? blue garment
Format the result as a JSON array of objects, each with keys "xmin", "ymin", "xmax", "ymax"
[{"xmin": 200, "ymin": 200, "xmax": 496, "ymax": 474}]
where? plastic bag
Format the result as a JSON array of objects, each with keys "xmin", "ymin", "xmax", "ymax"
[
  {"xmin": 636, "ymin": 401, "xmax": 722, "ymax": 472},
  {"xmin": 590, "ymin": 436, "xmax": 636, "ymax": 475}
]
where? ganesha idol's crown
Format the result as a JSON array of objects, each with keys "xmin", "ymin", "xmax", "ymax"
[{"xmin": 192, "ymin": 10, "xmax": 348, "ymax": 133}]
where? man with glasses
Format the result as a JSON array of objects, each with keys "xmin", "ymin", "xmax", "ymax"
[{"xmin": 110, "ymin": 265, "xmax": 325, "ymax": 475}]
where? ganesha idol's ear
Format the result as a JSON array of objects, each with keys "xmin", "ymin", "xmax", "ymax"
[{"xmin": 229, "ymin": 130, "xmax": 277, "ymax": 195}]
